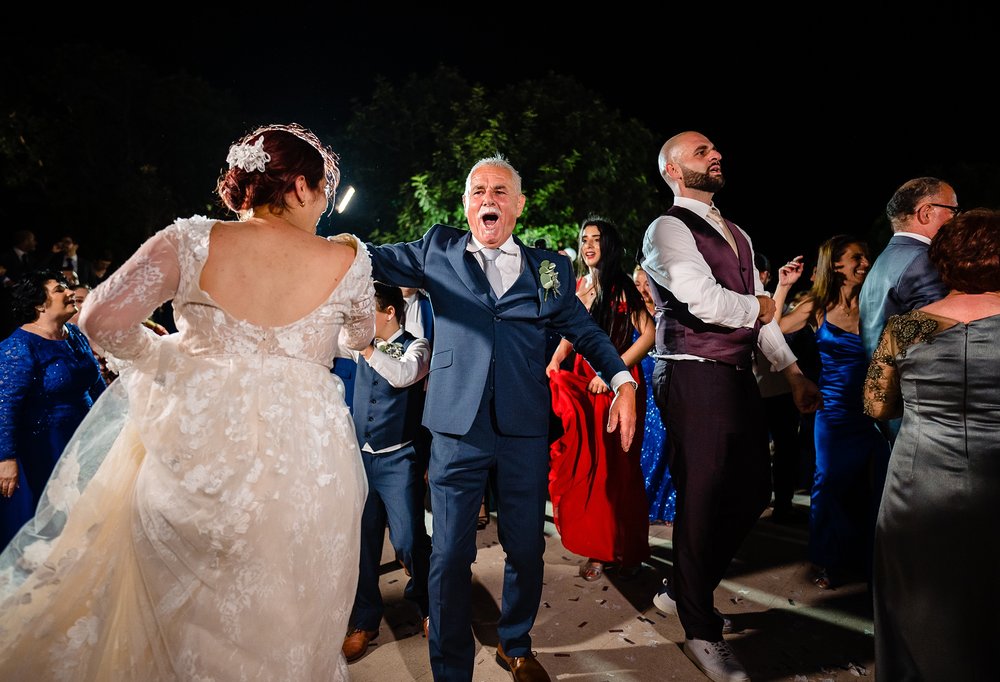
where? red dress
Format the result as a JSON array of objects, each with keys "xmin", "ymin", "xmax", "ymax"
[{"xmin": 548, "ymin": 295, "xmax": 650, "ymax": 567}]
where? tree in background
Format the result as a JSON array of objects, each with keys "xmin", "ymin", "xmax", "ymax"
[
  {"xmin": 1, "ymin": 44, "xmax": 242, "ymax": 264},
  {"xmin": 339, "ymin": 66, "xmax": 664, "ymax": 254}
]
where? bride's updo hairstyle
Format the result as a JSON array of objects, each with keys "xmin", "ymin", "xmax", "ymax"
[{"xmin": 217, "ymin": 123, "xmax": 341, "ymax": 218}]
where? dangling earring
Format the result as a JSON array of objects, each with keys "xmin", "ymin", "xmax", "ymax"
[{"xmin": 298, "ymin": 199, "xmax": 305, "ymax": 207}]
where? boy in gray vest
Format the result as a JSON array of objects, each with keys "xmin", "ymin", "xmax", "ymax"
[{"xmin": 340, "ymin": 282, "xmax": 432, "ymax": 662}]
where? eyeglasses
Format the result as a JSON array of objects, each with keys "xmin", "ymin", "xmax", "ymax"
[{"xmin": 927, "ymin": 203, "xmax": 962, "ymax": 216}]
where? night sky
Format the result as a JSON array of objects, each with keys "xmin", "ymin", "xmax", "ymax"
[{"xmin": 11, "ymin": 7, "xmax": 997, "ymax": 266}]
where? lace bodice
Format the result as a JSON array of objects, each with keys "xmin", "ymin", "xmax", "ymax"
[
  {"xmin": 1, "ymin": 216, "xmax": 375, "ymax": 680},
  {"xmin": 81, "ymin": 216, "xmax": 375, "ymax": 368}
]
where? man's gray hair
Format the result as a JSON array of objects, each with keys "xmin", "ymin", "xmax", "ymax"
[{"xmin": 464, "ymin": 154, "xmax": 523, "ymax": 197}]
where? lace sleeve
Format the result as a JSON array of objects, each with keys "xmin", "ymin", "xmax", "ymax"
[
  {"xmin": 863, "ymin": 324, "xmax": 902, "ymax": 421},
  {"xmin": 334, "ymin": 235, "xmax": 376, "ymax": 352},
  {"xmin": 79, "ymin": 228, "xmax": 181, "ymax": 362}
]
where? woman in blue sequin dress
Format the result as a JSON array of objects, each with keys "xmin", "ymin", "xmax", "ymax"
[
  {"xmin": 0, "ymin": 271, "xmax": 105, "ymax": 548},
  {"xmin": 632, "ymin": 266, "xmax": 675, "ymax": 523}
]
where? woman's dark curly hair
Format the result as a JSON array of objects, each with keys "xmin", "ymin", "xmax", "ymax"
[
  {"xmin": 216, "ymin": 123, "xmax": 340, "ymax": 218},
  {"xmin": 929, "ymin": 208, "xmax": 1000, "ymax": 293},
  {"xmin": 10, "ymin": 270, "xmax": 69, "ymax": 324}
]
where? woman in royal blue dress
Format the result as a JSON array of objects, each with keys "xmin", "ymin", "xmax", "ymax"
[
  {"xmin": 776, "ymin": 235, "xmax": 890, "ymax": 589},
  {"xmin": 0, "ymin": 270, "xmax": 105, "ymax": 548}
]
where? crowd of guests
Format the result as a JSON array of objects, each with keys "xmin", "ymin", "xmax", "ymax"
[{"xmin": 0, "ymin": 123, "xmax": 994, "ymax": 682}]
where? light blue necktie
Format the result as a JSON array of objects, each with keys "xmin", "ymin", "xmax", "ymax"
[{"xmin": 480, "ymin": 248, "xmax": 504, "ymax": 297}]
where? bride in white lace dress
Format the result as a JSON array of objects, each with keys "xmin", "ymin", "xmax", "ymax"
[{"xmin": 0, "ymin": 124, "xmax": 375, "ymax": 680}]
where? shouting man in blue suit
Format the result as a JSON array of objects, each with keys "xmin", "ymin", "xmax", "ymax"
[{"xmin": 367, "ymin": 154, "xmax": 636, "ymax": 682}]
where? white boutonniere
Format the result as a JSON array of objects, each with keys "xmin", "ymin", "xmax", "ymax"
[
  {"xmin": 374, "ymin": 338, "xmax": 405, "ymax": 359},
  {"xmin": 539, "ymin": 260, "xmax": 561, "ymax": 301}
]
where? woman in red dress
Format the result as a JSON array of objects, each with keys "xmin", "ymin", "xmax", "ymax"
[{"xmin": 546, "ymin": 216, "xmax": 655, "ymax": 580}]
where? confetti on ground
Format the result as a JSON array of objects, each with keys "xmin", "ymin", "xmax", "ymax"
[
  {"xmin": 578, "ymin": 621, "xmax": 588, "ymax": 628},
  {"xmin": 623, "ymin": 638, "xmax": 635, "ymax": 644},
  {"xmin": 602, "ymin": 585, "xmax": 609, "ymax": 591},
  {"xmin": 568, "ymin": 596, "xmax": 580, "ymax": 602},
  {"xmin": 598, "ymin": 599, "xmax": 607, "ymax": 605},
  {"xmin": 730, "ymin": 597, "xmax": 743, "ymax": 604},
  {"xmin": 387, "ymin": 579, "xmax": 398, "ymax": 585},
  {"xmin": 608, "ymin": 628, "xmax": 624, "ymax": 633},
  {"xmin": 788, "ymin": 598, "xmax": 796, "ymax": 605},
  {"xmin": 554, "ymin": 653, "xmax": 571, "ymax": 658},
  {"xmin": 543, "ymin": 602, "xmax": 550, "ymax": 608}
]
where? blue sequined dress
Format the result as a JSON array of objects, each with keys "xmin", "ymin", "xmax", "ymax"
[
  {"xmin": 0, "ymin": 325, "xmax": 105, "ymax": 548},
  {"xmin": 636, "ymin": 330, "xmax": 675, "ymax": 522}
]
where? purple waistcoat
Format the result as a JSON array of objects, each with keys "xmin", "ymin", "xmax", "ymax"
[{"xmin": 645, "ymin": 205, "xmax": 760, "ymax": 367}]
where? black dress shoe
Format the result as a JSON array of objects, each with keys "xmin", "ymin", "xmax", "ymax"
[{"xmin": 496, "ymin": 643, "xmax": 551, "ymax": 682}]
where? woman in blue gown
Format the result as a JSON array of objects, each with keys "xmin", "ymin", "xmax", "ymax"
[
  {"xmin": 776, "ymin": 236, "xmax": 890, "ymax": 588},
  {"xmin": 0, "ymin": 271, "xmax": 105, "ymax": 548},
  {"xmin": 632, "ymin": 266, "xmax": 675, "ymax": 523}
]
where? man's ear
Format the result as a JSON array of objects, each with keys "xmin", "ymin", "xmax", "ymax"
[
  {"xmin": 665, "ymin": 161, "xmax": 682, "ymax": 184},
  {"xmin": 515, "ymin": 194, "xmax": 526, "ymax": 218}
]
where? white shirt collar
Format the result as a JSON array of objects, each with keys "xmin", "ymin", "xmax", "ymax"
[
  {"xmin": 893, "ymin": 231, "xmax": 932, "ymax": 245},
  {"xmin": 467, "ymin": 234, "xmax": 518, "ymax": 256},
  {"xmin": 672, "ymin": 196, "xmax": 716, "ymax": 220},
  {"xmin": 386, "ymin": 328, "xmax": 405, "ymax": 343}
]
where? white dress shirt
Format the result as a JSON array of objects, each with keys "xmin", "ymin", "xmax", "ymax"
[
  {"xmin": 641, "ymin": 196, "xmax": 796, "ymax": 372},
  {"xmin": 467, "ymin": 234, "xmax": 635, "ymax": 392},
  {"xmin": 344, "ymin": 328, "xmax": 431, "ymax": 454},
  {"xmin": 403, "ymin": 292, "xmax": 429, "ymax": 340},
  {"xmin": 892, "ymin": 231, "xmax": 932, "ymax": 245}
]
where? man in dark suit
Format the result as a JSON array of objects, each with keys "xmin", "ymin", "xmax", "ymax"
[
  {"xmin": 859, "ymin": 177, "xmax": 955, "ymax": 440},
  {"xmin": 0, "ymin": 230, "xmax": 38, "ymax": 285},
  {"xmin": 48, "ymin": 234, "xmax": 96, "ymax": 288},
  {"xmin": 641, "ymin": 131, "xmax": 820, "ymax": 682},
  {"xmin": 340, "ymin": 283, "xmax": 433, "ymax": 663},
  {"xmin": 367, "ymin": 154, "xmax": 636, "ymax": 682}
]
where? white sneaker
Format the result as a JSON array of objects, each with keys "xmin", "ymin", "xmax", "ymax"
[
  {"xmin": 683, "ymin": 638, "xmax": 750, "ymax": 682},
  {"xmin": 652, "ymin": 580, "xmax": 733, "ymax": 633}
]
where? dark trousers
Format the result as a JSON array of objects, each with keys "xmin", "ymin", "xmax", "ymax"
[
  {"xmin": 426, "ymin": 391, "xmax": 548, "ymax": 681},
  {"xmin": 762, "ymin": 392, "xmax": 801, "ymax": 511},
  {"xmin": 654, "ymin": 359, "xmax": 771, "ymax": 642},
  {"xmin": 352, "ymin": 443, "xmax": 432, "ymax": 631}
]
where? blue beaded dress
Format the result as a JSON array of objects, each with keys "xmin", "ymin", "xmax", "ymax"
[
  {"xmin": 636, "ymin": 330, "xmax": 675, "ymax": 523},
  {"xmin": 0, "ymin": 324, "xmax": 105, "ymax": 548}
]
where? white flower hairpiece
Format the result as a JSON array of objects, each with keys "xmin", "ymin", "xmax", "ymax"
[{"xmin": 226, "ymin": 136, "xmax": 271, "ymax": 172}]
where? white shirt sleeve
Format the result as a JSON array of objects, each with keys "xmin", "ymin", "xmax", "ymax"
[
  {"xmin": 641, "ymin": 215, "xmax": 761, "ymax": 329},
  {"xmin": 365, "ymin": 337, "xmax": 431, "ymax": 389}
]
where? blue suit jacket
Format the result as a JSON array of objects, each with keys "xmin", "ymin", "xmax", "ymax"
[
  {"xmin": 368, "ymin": 225, "xmax": 626, "ymax": 437},
  {"xmin": 859, "ymin": 234, "xmax": 949, "ymax": 359}
]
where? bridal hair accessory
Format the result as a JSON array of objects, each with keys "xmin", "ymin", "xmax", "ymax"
[{"xmin": 227, "ymin": 136, "xmax": 271, "ymax": 172}]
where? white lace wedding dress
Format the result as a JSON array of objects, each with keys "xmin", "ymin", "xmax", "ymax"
[{"xmin": 0, "ymin": 216, "xmax": 375, "ymax": 681}]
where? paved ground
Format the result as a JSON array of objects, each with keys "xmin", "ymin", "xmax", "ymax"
[{"xmin": 347, "ymin": 495, "xmax": 875, "ymax": 681}]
